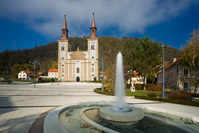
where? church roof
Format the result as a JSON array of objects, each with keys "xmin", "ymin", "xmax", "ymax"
[
  {"xmin": 61, "ymin": 14, "xmax": 68, "ymax": 40},
  {"xmin": 91, "ymin": 12, "xmax": 96, "ymax": 28},
  {"xmin": 62, "ymin": 14, "xmax": 67, "ymax": 30},
  {"xmin": 70, "ymin": 50, "xmax": 86, "ymax": 60}
]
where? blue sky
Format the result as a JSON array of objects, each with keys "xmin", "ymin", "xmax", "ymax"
[{"xmin": 0, "ymin": 0, "xmax": 199, "ymax": 52}]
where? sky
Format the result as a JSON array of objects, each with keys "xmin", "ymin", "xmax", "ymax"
[{"xmin": 0, "ymin": 0, "xmax": 199, "ymax": 52}]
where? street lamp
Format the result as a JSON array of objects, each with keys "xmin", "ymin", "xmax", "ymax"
[
  {"xmin": 30, "ymin": 59, "xmax": 37, "ymax": 88},
  {"xmin": 97, "ymin": 57, "xmax": 104, "ymax": 92},
  {"xmin": 101, "ymin": 57, "xmax": 104, "ymax": 92},
  {"xmin": 161, "ymin": 42, "xmax": 165, "ymax": 98}
]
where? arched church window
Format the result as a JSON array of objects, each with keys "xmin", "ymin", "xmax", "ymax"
[{"xmin": 77, "ymin": 67, "xmax": 79, "ymax": 73}]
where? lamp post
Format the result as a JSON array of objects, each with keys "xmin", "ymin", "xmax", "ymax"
[
  {"xmin": 97, "ymin": 57, "xmax": 104, "ymax": 92},
  {"xmin": 101, "ymin": 57, "xmax": 104, "ymax": 92},
  {"xmin": 161, "ymin": 42, "xmax": 165, "ymax": 98},
  {"xmin": 30, "ymin": 59, "xmax": 37, "ymax": 88}
]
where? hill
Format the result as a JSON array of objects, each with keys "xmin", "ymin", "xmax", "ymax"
[{"xmin": 0, "ymin": 36, "xmax": 180, "ymax": 79}]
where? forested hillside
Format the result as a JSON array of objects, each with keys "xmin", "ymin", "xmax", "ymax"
[{"xmin": 0, "ymin": 36, "xmax": 180, "ymax": 79}]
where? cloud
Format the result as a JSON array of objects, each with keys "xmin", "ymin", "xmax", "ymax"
[{"xmin": 0, "ymin": 0, "xmax": 198, "ymax": 38}]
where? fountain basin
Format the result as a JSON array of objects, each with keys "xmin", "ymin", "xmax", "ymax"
[
  {"xmin": 44, "ymin": 102, "xmax": 199, "ymax": 133},
  {"xmin": 99, "ymin": 106, "xmax": 144, "ymax": 124}
]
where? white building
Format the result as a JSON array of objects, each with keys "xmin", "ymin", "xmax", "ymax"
[
  {"xmin": 48, "ymin": 69, "xmax": 58, "ymax": 79},
  {"xmin": 128, "ymin": 71, "xmax": 147, "ymax": 85},
  {"xmin": 18, "ymin": 70, "xmax": 34, "ymax": 80},
  {"xmin": 57, "ymin": 13, "xmax": 98, "ymax": 82}
]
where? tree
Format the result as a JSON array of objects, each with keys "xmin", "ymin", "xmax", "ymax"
[
  {"xmin": 181, "ymin": 29, "xmax": 199, "ymax": 93},
  {"xmin": 104, "ymin": 64, "xmax": 115, "ymax": 93},
  {"xmin": 122, "ymin": 37, "xmax": 162, "ymax": 90},
  {"xmin": 11, "ymin": 64, "xmax": 33, "ymax": 79}
]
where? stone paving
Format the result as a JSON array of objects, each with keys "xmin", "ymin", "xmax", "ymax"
[
  {"xmin": 0, "ymin": 82, "xmax": 107, "ymax": 133},
  {"xmin": 0, "ymin": 82, "xmax": 199, "ymax": 133}
]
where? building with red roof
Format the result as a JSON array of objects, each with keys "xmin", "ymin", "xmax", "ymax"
[
  {"xmin": 157, "ymin": 58, "xmax": 199, "ymax": 93},
  {"xmin": 18, "ymin": 70, "xmax": 34, "ymax": 80},
  {"xmin": 48, "ymin": 69, "xmax": 58, "ymax": 79}
]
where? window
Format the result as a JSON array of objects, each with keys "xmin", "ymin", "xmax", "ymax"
[
  {"xmin": 62, "ymin": 68, "xmax": 64, "ymax": 73},
  {"xmin": 184, "ymin": 67, "xmax": 188, "ymax": 75},
  {"xmin": 92, "ymin": 63, "xmax": 94, "ymax": 66},
  {"xmin": 92, "ymin": 29, "xmax": 95, "ymax": 33},
  {"xmin": 92, "ymin": 74, "xmax": 94, "ymax": 77},
  {"xmin": 62, "ymin": 74, "xmax": 64, "ymax": 77},
  {"xmin": 91, "ymin": 45, "xmax": 95, "ymax": 50},
  {"xmin": 61, "ymin": 46, "xmax": 65, "ymax": 51},
  {"xmin": 62, "ymin": 57, "xmax": 64, "ymax": 60},
  {"xmin": 92, "ymin": 67, "xmax": 94, "ymax": 72},
  {"xmin": 62, "ymin": 64, "xmax": 64, "ymax": 67},
  {"xmin": 184, "ymin": 82, "xmax": 188, "ymax": 89},
  {"xmin": 92, "ymin": 56, "xmax": 94, "ymax": 59},
  {"xmin": 77, "ymin": 67, "xmax": 79, "ymax": 73}
]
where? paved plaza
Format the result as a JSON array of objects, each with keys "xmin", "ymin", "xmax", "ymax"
[{"xmin": 0, "ymin": 82, "xmax": 199, "ymax": 133}]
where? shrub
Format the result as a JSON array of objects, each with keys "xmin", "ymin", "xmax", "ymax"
[
  {"xmin": 191, "ymin": 93, "xmax": 199, "ymax": 97},
  {"xmin": 134, "ymin": 84, "xmax": 143, "ymax": 90},
  {"xmin": 38, "ymin": 78, "xmax": 56, "ymax": 83},
  {"xmin": 146, "ymin": 84, "xmax": 162, "ymax": 91},
  {"xmin": 94, "ymin": 88, "xmax": 113, "ymax": 96},
  {"xmin": 94, "ymin": 77, "xmax": 97, "ymax": 82},
  {"xmin": 168, "ymin": 91, "xmax": 191, "ymax": 100},
  {"xmin": 147, "ymin": 92, "xmax": 158, "ymax": 98},
  {"xmin": 134, "ymin": 84, "xmax": 162, "ymax": 91},
  {"xmin": 51, "ymin": 78, "xmax": 55, "ymax": 82}
]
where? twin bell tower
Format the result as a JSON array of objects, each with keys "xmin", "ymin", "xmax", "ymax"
[{"xmin": 58, "ymin": 13, "xmax": 99, "ymax": 82}]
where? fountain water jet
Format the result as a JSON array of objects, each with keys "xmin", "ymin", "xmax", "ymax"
[
  {"xmin": 111, "ymin": 52, "xmax": 131, "ymax": 112},
  {"xmin": 99, "ymin": 52, "xmax": 144, "ymax": 124}
]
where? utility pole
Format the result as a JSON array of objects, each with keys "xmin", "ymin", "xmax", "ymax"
[{"xmin": 161, "ymin": 42, "xmax": 165, "ymax": 98}]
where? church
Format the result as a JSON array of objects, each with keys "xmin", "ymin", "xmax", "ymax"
[{"xmin": 58, "ymin": 13, "xmax": 99, "ymax": 82}]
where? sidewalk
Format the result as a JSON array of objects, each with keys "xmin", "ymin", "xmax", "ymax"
[{"xmin": 126, "ymin": 97, "xmax": 199, "ymax": 122}]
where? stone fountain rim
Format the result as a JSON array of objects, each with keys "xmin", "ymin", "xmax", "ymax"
[
  {"xmin": 43, "ymin": 102, "xmax": 198, "ymax": 133},
  {"xmin": 80, "ymin": 107, "xmax": 119, "ymax": 133}
]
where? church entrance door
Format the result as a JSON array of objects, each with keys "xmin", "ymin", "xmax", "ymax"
[{"xmin": 76, "ymin": 76, "xmax": 80, "ymax": 82}]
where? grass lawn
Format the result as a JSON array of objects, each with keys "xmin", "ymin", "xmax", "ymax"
[
  {"xmin": 195, "ymin": 99, "xmax": 199, "ymax": 103},
  {"xmin": 94, "ymin": 88, "xmax": 199, "ymax": 107},
  {"xmin": 94, "ymin": 88, "xmax": 161, "ymax": 97},
  {"xmin": 126, "ymin": 89, "xmax": 161, "ymax": 97}
]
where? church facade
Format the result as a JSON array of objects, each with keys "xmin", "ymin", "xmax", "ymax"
[{"xmin": 58, "ymin": 13, "xmax": 99, "ymax": 81}]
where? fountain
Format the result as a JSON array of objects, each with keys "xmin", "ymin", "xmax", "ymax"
[
  {"xmin": 43, "ymin": 52, "xmax": 199, "ymax": 133},
  {"xmin": 99, "ymin": 52, "xmax": 144, "ymax": 124}
]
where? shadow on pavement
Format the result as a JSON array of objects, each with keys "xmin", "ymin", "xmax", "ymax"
[
  {"xmin": 0, "ymin": 114, "xmax": 37, "ymax": 133},
  {"xmin": 0, "ymin": 97, "xmax": 15, "ymax": 115}
]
